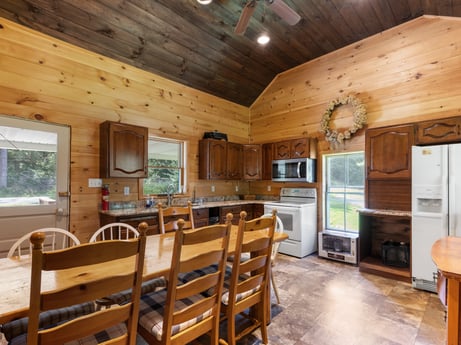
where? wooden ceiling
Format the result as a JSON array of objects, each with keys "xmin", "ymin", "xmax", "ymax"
[{"xmin": 1, "ymin": 1, "xmax": 460, "ymax": 106}]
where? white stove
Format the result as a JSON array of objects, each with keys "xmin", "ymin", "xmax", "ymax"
[{"xmin": 264, "ymin": 188, "xmax": 317, "ymax": 258}]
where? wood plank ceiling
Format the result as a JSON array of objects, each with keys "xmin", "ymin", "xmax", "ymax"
[{"xmin": 1, "ymin": 0, "xmax": 460, "ymax": 106}]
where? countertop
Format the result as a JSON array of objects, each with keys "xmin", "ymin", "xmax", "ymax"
[
  {"xmin": 100, "ymin": 199, "xmax": 269, "ymax": 217},
  {"xmin": 357, "ymin": 208, "xmax": 412, "ymax": 218}
]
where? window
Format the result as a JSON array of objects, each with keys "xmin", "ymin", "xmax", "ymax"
[
  {"xmin": 323, "ymin": 151, "xmax": 364, "ymax": 233},
  {"xmin": 0, "ymin": 126, "xmax": 58, "ymax": 206},
  {"xmin": 142, "ymin": 138, "xmax": 186, "ymax": 196}
]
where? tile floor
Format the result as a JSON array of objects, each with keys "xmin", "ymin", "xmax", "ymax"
[{"xmin": 138, "ymin": 253, "xmax": 447, "ymax": 345}]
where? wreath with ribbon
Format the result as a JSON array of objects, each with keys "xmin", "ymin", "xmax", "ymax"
[{"xmin": 320, "ymin": 94, "xmax": 367, "ymax": 144}]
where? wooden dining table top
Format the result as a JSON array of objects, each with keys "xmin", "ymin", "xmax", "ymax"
[{"xmin": 0, "ymin": 227, "xmax": 288, "ymax": 324}]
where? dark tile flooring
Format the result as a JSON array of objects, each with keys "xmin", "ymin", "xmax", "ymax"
[{"xmin": 138, "ymin": 253, "xmax": 447, "ymax": 345}]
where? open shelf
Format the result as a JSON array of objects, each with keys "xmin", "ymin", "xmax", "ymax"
[{"xmin": 359, "ymin": 256, "xmax": 411, "ymax": 282}]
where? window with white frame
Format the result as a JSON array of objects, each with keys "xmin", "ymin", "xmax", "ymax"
[
  {"xmin": 142, "ymin": 138, "xmax": 186, "ymax": 196},
  {"xmin": 323, "ymin": 151, "xmax": 365, "ymax": 233}
]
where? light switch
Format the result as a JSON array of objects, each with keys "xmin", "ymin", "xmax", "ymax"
[{"xmin": 88, "ymin": 178, "xmax": 102, "ymax": 188}]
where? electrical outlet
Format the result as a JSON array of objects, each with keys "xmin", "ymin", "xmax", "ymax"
[
  {"xmin": 123, "ymin": 186, "xmax": 130, "ymax": 195},
  {"xmin": 235, "ymin": 185, "xmax": 239, "ymax": 192},
  {"xmin": 211, "ymin": 185, "xmax": 215, "ymax": 192},
  {"xmin": 267, "ymin": 185, "xmax": 271, "ymax": 192},
  {"xmin": 88, "ymin": 178, "xmax": 102, "ymax": 188}
]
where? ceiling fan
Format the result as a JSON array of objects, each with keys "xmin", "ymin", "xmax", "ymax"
[{"xmin": 234, "ymin": 0, "xmax": 301, "ymax": 35}]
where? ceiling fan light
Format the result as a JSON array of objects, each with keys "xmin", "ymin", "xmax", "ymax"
[
  {"xmin": 197, "ymin": 0, "xmax": 212, "ymax": 5},
  {"xmin": 266, "ymin": 0, "xmax": 301, "ymax": 25},
  {"xmin": 257, "ymin": 34, "xmax": 270, "ymax": 45}
]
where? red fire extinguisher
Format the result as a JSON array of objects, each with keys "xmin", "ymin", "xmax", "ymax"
[{"xmin": 101, "ymin": 184, "xmax": 110, "ymax": 211}]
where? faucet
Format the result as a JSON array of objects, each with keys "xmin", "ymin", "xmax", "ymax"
[{"xmin": 166, "ymin": 184, "xmax": 175, "ymax": 207}]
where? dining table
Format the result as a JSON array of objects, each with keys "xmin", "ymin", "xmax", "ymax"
[{"xmin": 0, "ymin": 226, "xmax": 288, "ymax": 325}]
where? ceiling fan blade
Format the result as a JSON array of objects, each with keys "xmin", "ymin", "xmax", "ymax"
[
  {"xmin": 234, "ymin": 0, "xmax": 257, "ymax": 35},
  {"xmin": 266, "ymin": 0, "xmax": 301, "ymax": 26}
]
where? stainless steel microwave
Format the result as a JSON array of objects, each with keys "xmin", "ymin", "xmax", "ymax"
[{"xmin": 272, "ymin": 158, "xmax": 316, "ymax": 182}]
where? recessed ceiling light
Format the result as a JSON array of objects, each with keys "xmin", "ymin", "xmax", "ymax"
[
  {"xmin": 257, "ymin": 34, "xmax": 270, "ymax": 45},
  {"xmin": 197, "ymin": 0, "xmax": 212, "ymax": 4}
]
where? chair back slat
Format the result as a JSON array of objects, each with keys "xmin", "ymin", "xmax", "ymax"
[{"xmin": 26, "ymin": 223, "xmax": 148, "ymax": 345}]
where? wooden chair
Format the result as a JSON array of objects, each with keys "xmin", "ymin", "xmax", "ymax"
[
  {"xmin": 89, "ymin": 222, "xmax": 139, "ymax": 242},
  {"xmin": 137, "ymin": 214, "xmax": 233, "ymax": 345},
  {"xmin": 7, "ymin": 228, "xmax": 80, "ymax": 258},
  {"xmin": 262, "ymin": 212, "xmax": 284, "ymax": 305},
  {"xmin": 219, "ymin": 210, "xmax": 276, "ymax": 345},
  {"xmin": 157, "ymin": 201, "xmax": 195, "ymax": 234},
  {"xmin": 25, "ymin": 222, "xmax": 148, "ymax": 345},
  {"xmin": 90, "ymin": 223, "xmax": 165, "ymax": 311}
]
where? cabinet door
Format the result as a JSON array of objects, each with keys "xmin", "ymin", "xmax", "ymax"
[
  {"xmin": 199, "ymin": 139, "xmax": 227, "ymax": 180},
  {"xmin": 100, "ymin": 121, "xmax": 148, "ymax": 178},
  {"xmin": 261, "ymin": 143, "xmax": 273, "ymax": 180},
  {"xmin": 227, "ymin": 142, "xmax": 243, "ymax": 180},
  {"xmin": 243, "ymin": 144, "xmax": 261, "ymax": 180},
  {"xmin": 274, "ymin": 141, "xmax": 291, "ymax": 160},
  {"xmin": 291, "ymin": 138, "xmax": 309, "ymax": 158},
  {"xmin": 221, "ymin": 205, "xmax": 241, "ymax": 225},
  {"xmin": 366, "ymin": 124, "xmax": 414, "ymax": 179},
  {"xmin": 416, "ymin": 117, "xmax": 461, "ymax": 145}
]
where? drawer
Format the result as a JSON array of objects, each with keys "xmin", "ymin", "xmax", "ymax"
[{"xmin": 193, "ymin": 208, "xmax": 209, "ymax": 220}]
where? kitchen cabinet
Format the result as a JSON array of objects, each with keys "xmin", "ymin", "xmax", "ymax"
[
  {"xmin": 365, "ymin": 124, "xmax": 414, "ymax": 179},
  {"xmin": 199, "ymin": 139, "xmax": 242, "ymax": 180},
  {"xmin": 193, "ymin": 208, "xmax": 209, "ymax": 228},
  {"xmin": 220, "ymin": 205, "xmax": 241, "ymax": 225},
  {"xmin": 416, "ymin": 116, "xmax": 461, "ymax": 145},
  {"xmin": 358, "ymin": 209, "xmax": 411, "ymax": 282},
  {"xmin": 274, "ymin": 138, "xmax": 309, "ymax": 160},
  {"xmin": 199, "ymin": 139, "xmax": 227, "ymax": 180},
  {"xmin": 227, "ymin": 142, "xmax": 243, "ymax": 180},
  {"xmin": 243, "ymin": 144, "xmax": 261, "ymax": 180},
  {"xmin": 100, "ymin": 121, "xmax": 148, "ymax": 178},
  {"xmin": 99, "ymin": 213, "xmax": 158, "ymax": 235},
  {"xmin": 261, "ymin": 143, "xmax": 273, "ymax": 180}
]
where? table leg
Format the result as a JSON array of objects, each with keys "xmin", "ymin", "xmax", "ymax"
[{"xmin": 447, "ymin": 278, "xmax": 461, "ymax": 345}]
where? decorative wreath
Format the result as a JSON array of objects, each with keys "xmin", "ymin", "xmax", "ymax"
[{"xmin": 320, "ymin": 94, "xmax": 367, "ymax": 145}]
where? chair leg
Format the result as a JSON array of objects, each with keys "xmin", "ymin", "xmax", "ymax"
[
  {"xmin": 227, "ymin": 315, "xmax": 237, "ymax": 345},
  {"xmin": 271, "ymin": 267, "xmax": 281, "ymax": 304}
]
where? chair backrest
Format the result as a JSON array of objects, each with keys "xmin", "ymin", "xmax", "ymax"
[
  {"xmin": 89, "ymin": 222, "xmax": 139, "ymax": 242},
  {"xmin": 161, "ymin": 214, "xmax": 232, "ymax": 343},
  {"xmin": 7, "ymin": 228, "xmax": 80, "ymax": 258},
  {"xmin": 225, "ymin": 209, "xmax": 276, "ymax": 317},
  {"xmin": 26, "ymin": 223, "xmax": 148, "ymax": 345},
  {"xmin": 261, "ymin": 213, "xmax": 284, "ymax": 261},
  {"xmin": 157, "ymin": 200, "xmax": 195, "ymax": 234}
]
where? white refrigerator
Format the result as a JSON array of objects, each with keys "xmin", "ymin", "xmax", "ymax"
[{"xmin": 411, "ymin": 144, "xmax": 461, "ymax": 292}]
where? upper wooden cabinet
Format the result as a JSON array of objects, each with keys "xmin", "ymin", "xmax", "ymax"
[
  {"xmin": 274, "ymin": 138, "xmax": 309, "ymax": 159},
  {"xmin": 199, "ymin": 139, "xmax": 243, "ymax": 180},
  {"xmin": 366, "ymin": 124, "xmax": 414, "ymax": 179},
  {"xmin": 100, "ymin": 121, "xmax": 148, "ymax": 178},
  {"xmin": 416, "ymin": 117, "xmax": 461, "ymax": 145},
  {"xmin": 227, "ymin": 142, "xmax": 243, "ymax": 180},
  {"xmin": 261, "ymin": 143, "xmax": 273, "ymax": 180},
  {"xmin": 199, "ymin": 139, "xmax": 227, "ymax": 180},
  {"xmin": 243, "ymin": 144, "xmax": 261, "ymax": 180}
]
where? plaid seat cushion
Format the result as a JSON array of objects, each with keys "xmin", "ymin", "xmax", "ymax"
[
  {"xmin": 221, "ymin": 284, "xmax": 261, "ymax": 305},
  {"xmin": 1, "ymin": 302, "xmax": 95, "ymax": 342},
  {"xmin": 178, "ymin": 264, "xmax": 219, "ymax": 283},
  {"xmin": 97, "ymin": 277, "xmax": 167, "ymax": 307},
  {"xmin": 8, "ymin": 324, "xmax": 127, "ymax": 345},
  {"xmin": 138, "ymin": 289, "xmax": 212, "ymax": 342}
]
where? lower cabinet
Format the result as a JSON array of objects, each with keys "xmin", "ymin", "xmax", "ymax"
[
  {"xmin": 358, "ymin": 209, "xmax": 411, "ymax": 282},
  {"xmin": 193, "ymin": 208, "xmax": 209, "ymax": 228},
  {"xmin": 99, "ymin": 213, "xmax": 159, "ymax": 235}
]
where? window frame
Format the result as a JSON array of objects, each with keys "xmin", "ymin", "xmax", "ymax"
[
  {"xmin": 322, "ymin": 151, "xmax": 365, "ymax": 233},
  {"xmin": 139, "ymin": 136, "xmax": 187, "ymax": 198}
]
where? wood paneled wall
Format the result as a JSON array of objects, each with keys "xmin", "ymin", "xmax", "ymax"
[
  {"xmin": 0, "ymin": 18, "xmax": 249, "ymax": 241},
  {"xmin": 250, "ymin": 15, "xmax": 461, "ymax": 227}
]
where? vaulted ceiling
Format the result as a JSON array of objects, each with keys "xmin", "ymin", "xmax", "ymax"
[{"xmin": 1, "ymin": 1, "xmax": 460, "ymax": 106}]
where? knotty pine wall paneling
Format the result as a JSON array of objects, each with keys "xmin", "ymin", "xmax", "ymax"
[
  {"xmin": 0, "ymin": 18, "xmax": 249, "ymax": 242},
  {"xmin": 250, "ymin": 15, "xmax": 461, "ymax": 230}
]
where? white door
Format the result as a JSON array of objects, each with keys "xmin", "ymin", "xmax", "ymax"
[{"xmin": 0, "ymin": 115, "xmax": 70, "ymax": 257}]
